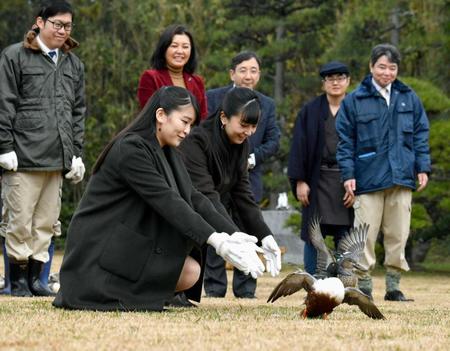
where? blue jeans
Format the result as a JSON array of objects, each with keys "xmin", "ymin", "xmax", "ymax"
[{"xmin": 303, "ymin": 224, "xmax": 349, "ymax": 275}]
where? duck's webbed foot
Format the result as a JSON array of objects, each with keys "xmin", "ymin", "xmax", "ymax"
[{"xmin": 301, "ymin": 309, "xmax": 308, "ymax": 319}]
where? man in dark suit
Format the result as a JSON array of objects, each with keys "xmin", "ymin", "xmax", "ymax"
[{"xmin": 205, "ymin": 51, "xmax": 280, "ymax": 298}]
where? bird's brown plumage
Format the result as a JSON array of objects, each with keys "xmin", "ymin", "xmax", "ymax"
[
  {"xmin": 309, "ymin": 217, "xmax": 369, "ymax": 286},
  {"xmin": 343, "ymin": 287, "xmax": 385, "ymax": 319},
  {"xmin": 267, "ymin": 271, "xmax": 386, "ymax": 320}
]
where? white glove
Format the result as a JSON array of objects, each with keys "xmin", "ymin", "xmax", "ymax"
[
  {"xmin": 229, "ymin": 231, "xmax": 258, "ymax": 244},
  {"xmin": 243, "ymin": 241, "xmax": 265, "ymax": 279},
  {"xmin": 207, "ymin": 232, "xmax": 265, "ymax": 279},
  {"xmin": 230, "ymin": 232, "xmax": 265, "ymax": 279},
  {"xmin": 0, "ymin": 151, "xmax": 18, "ymax": 171},
  {"xmin": 247, "ymin": 153, "xmax": 256, "ymax": 170},
  {"xmin": 261, "ymin": 235, "xmax": 282, "ymax": 277},
  {"xmin": 65, "ymin": 156, "xmax": 85, "ymax": 184}
]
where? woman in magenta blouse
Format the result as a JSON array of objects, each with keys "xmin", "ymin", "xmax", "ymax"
[{"xmin": 137, "ymin": 24, "xmax": 208, "ymax": 120}]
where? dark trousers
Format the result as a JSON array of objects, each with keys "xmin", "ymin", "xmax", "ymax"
[
  {"xmin": 203, "ymin": 245, "xmax": 256, "ymax": 298},
  {"xmin": 303, "ymin": 224, "xmax": 349, "ymax": 275}
]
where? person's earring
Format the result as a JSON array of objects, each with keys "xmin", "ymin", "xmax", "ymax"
[
  {"xmin": 158, "ymin": 127, "xmax": 161, "ymax": 132},
  {"xmin": 221, "ymin": 123, "xmax": 225, "ymax": 130}
]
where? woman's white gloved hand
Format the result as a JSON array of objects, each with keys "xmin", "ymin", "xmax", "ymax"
[
  {"xmin": 229, "ymin": 232, "xmax": 265, "ymax": 278},
  {"xmin": 207, "ymin": 232, "xmax": 265, "ymax": 279},
  {"xmin": 229, "ymin": 231, "xmax": 258, "ymax": 244},
  {"xmin": 261, "ymin": 235, "xmax": 282, "ymax": 277}
]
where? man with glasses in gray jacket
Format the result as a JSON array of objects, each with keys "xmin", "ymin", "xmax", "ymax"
[{"xmin": 0, "ymin": 0, "xmax": 86, "ymax": 297}]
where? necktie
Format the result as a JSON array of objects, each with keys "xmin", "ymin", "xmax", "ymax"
[
  {"xmin": 384, "ymin": 88, "xmax": 390, "ymax": 106},
  {"xmin": 48, "ymin": 51, "xmax": 57, "ymax": 62}
]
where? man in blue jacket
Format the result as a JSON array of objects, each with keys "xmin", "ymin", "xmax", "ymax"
[
  {"xmin": 336, "ymin": 43, "xmax": 431, "ymax": 301},
  {"xmin": 205, "ymin": 51, "xmax": 280, "ymax": 298}
]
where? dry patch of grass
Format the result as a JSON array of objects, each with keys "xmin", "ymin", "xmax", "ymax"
[{"xmin": 0, "ymin": 254, "xmax": 449, "ymax": 351}]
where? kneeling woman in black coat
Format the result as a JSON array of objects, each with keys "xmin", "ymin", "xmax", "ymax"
[
  {"xmin": 179, "ymin": 87, "xmax": 282, "ymax": 299},
  {"xmin": 53, "ymin": 86, "xmax": 264, "ymax": 312}
]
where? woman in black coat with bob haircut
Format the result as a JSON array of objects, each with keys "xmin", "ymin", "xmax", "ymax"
[
  {"xmin": 53, "ymin": 86, "xmax": 264, "ymax": 312},
  {"xmin": 179, "ymin": 87, "xmax": 282, "ymax": 299}
]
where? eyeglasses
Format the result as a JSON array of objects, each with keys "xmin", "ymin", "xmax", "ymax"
[
  {"xmin": 47, "ymin": 19, "xmax": 73, "ymax": 31},
  {"xmin": 323, "ymin": 75, "xmax": 348, "ymax": 83}
]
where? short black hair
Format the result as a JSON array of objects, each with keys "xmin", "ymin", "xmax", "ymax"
[
  {"xmin": 222, "ymin": 87, "xmax": 261, "ymax": 125},
  {"xmin": 230, "ymin": 51, "xmax": 261, "ymax": 70},
  {"xmin": 370, "ymin": 43, "xmax": 401, "ymax": 66},
  {"xmin": 150, "ymin": 24, "xmax": 197, "ymax": 74},
  {"xmin": 37, "ymin": 0, "xmax": 74, "ymax": 21}
]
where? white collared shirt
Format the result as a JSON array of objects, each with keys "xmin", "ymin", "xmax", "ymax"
[
  {"xmin": 372, "ymin": 78, "xmax": 391, "ymax": 106},
  {"xmin": 36, "ymin": 35, "xmax": 59, "ymax": 64}
]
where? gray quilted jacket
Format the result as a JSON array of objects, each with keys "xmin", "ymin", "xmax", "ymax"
[{"xmin": 0, "ymin": 30, "xmax": 86, "ymax": 171}]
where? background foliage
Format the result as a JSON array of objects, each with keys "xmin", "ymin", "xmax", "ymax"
[{"xmin": 0, "ymin": 0, "xmax": 448, "ymax": 262}]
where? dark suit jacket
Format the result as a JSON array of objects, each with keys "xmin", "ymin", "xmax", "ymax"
[
  {"xmin": 206, "ymin": 85, "xmax": 280, "ymax": 202},
  {"xmin": 137, "ymin": 68, "xmax": 208, "ymax": 120},
  {"xmin": 54, "ymin": 133, "xmax": 236, "ymax": 311}
]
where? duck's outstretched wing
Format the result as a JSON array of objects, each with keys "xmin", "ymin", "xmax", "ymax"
[
  {"xmin": 309, "ymin": 216, "xmax": 334, "ymax": 276},
  {"xmin": 267, "ymin": 271, "xmax": 316, "ymax": 303},
  {"xmin": 337, "ymin": 223, "xmax": 369, "ymax": 262},
  {"xmin": 343, "ymin": 287, "xmax": 386, "ymax": 320}
]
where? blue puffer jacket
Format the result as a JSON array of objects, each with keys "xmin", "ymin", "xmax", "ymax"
[{"xmin": 336, "ymin": 75, "xmax": 431, "ymax": 194}]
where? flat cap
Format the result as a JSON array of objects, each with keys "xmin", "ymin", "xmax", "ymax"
[{"xmin": 319, "ymin": 61, "xmax": 349, "ymax": 78}]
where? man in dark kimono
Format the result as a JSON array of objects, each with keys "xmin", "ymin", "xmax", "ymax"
[{"xmin": 288, "ymin": 61, "xmax": 354, "ymax": 275}]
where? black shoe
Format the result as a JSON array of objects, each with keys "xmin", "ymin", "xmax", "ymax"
[
  {"xmin": 9, "ymin": 261, "xmax": 33, "ymax": 297},
  {"xmin": 384, "ymin": 290, "xmax": 414, "ymax": 302},
  {"xmin": 359, "ymin": 287, "xmax": 373, "ymax": 300},
  {"xmin": 28, "ymin": 258, "xmax": 56, "ymax": 297},
  {"xmin": 165, "ymin": 292, "xmax": 197, "ymax": 308}
]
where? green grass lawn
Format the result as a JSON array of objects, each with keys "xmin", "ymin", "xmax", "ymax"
[{"xmin": 0, "ymin": 258, "xmax": 449, "ymax": 351}]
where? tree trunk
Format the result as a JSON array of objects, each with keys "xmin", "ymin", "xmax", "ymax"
[
  {"xmin": 390, "ymin": 8, "xmax": 400, "ymax": 46},
  {"xmin": 274, "ymin": 23, "xmax": 285, "ymax": 104}
]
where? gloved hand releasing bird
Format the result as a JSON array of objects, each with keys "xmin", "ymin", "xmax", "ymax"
[
  {"xmin": 207, "ymin": 232, "xmax": 265, "ymax": 279},
  {"xmin": 261, "ymin": 235, "xmax": 282, "ymax": 277}
]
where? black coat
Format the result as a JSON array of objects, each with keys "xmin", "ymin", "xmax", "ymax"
[
  {"xmin": 206, "ymin": 85, "xmax": 280, "ymax": 202},
  {"xmin": 53, "ymin": 133, "xmax": 236, "ymax": 311},
  {"xmin": 179, "ymin": 122, "xmax": 273, "ymax": 241},
  {"xmin": 287, "ymin": 94, "xmax": 328, "ymax": 241}
]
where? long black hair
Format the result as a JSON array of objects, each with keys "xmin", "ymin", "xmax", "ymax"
[
  {"xmin": 150, "ymin": 24, "xmax": 197, "ymax": 74},
  {"xmin": 202, "ymin": 87, "xmax": 261, "ymax": 178},
  {"xmin": 93, "ymin": 86, "xmax": 200, "ymax": 173}
]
